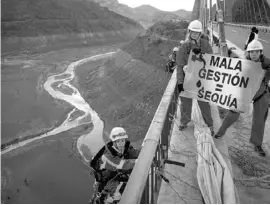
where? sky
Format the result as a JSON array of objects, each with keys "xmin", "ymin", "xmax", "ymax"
[{"xmin": 118, "ymin": 0, "xmax": 217, "ymax": 12}]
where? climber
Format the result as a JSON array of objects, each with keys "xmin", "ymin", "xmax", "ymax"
[
  {"xmin": 90, "ymin": 127, "xmax": 140, "ymax": 202},
  {"xmin": 214, "ymin": 40, "xmax": 270, "ymax": 157},
  {"xmin": 176, "ymin": 19, "xmax": 214, "ymax": 136},
  {"xmin": 244, "ymin": 26, "xmax": 259, "ymax": 50},
  {"xmin": 166, "ymin": 47, "xmax": 179, "ymax": 73}
]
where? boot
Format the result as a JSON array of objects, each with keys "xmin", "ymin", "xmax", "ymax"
[
  {"xmin": 179, "ymin": 124, "xmax": 188, "ymax": 131},
  {"xmin": 255, "ymin": 146, "xmax": 266, "ymax": 157}
]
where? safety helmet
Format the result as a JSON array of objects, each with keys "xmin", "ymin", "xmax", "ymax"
[
  {"xmin": 246, "ymin": 40, "xmax": 263, "ymax": 51},
  {"xmin": 188, "ymin": 20, "xmax": 203, "ymax": 33},
  {"xmin": 109, "ymin": 127, "xmax": 128, "ymax": 142},
  {"xmin": 173, "ymin": 47, "xmax": 179, "ymax": 52}
]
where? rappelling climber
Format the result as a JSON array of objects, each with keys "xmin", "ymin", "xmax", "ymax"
[
  {"xmin": 176, "ymin": 19, "xmax": 215, "ymax": 136},
  {"xmin": 166, "ymin": 47, "xmax": 179, "ymax": 73},
  {"xmin": 244, "ymin": 26, "xmax": 259, "ymax": 50},
  {"xmin": 90, "ymin": 127, "xmax": 141, "ymax": 202},
  {"xmin": 214, "ymin": 40, "xmax": 270, "ymax": 157}
]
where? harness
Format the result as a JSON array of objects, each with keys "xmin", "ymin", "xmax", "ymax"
[
  {"xmin": 90, "ymin": 146, "xmax": 107, "ymax": 182},
  {"xmin": 90, "ymin": 141, "xmax": 132, "ymax": 182}
]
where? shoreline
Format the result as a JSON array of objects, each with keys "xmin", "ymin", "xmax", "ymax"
[{"xmin": 1, "ymin": 45, "xmax": 119, "ymax": 156}]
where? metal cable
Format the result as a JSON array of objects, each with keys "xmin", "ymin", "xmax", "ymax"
[
  {"xmin": 247, "ymin": 0, "xmax": 253, "ymax": 24},
  {"xmin": 262, "ymin": 0, "xmax": 270, "ymax": 25},
  {"xmin": 251, "ymin": 0, "xmax": 258, "ymax": 24},
  {"xmin": 244, "ymin": 0, "xmax": 249, "ymax": 24},
  {"xmin": 255, "ymin": 0, "xmax": 263, "ymax": 25}
]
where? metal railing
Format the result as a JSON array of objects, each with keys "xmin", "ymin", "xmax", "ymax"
[
  {"xmin": 119, "ymin": 70, "xmax": 179, "ymax": 204},
  {"xmin": 212, "ymin": 21, "xmax": 270, "ymax": 33}
]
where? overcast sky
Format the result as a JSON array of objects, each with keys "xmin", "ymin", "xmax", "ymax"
[{"xmin": 118, "ymin": 0, "xmax": 217, "ymax": 11}]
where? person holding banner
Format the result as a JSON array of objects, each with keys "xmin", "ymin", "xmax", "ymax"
[
  {"xmin": 214, "ymin": 40, "xmax": 270, "ymax": 157},
  {"xmin": 176, "ymin": 20, "xmax": 214, "ymax": 135}
]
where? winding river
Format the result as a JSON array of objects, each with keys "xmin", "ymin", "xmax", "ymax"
[{"xmin": 2, "ymin": 52, "xmax": 115, "ymax": 163}]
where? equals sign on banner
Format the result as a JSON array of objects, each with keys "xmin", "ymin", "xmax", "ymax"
[{"xmin": 215, "ymin": 84, "xmax": 223, "ymax": 92}]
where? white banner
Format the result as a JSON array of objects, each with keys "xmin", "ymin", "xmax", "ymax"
[{"xmin": 182, "ymin": 53, "xmax": 265, "ymax": 112}]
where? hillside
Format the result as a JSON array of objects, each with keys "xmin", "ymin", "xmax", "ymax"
[
  {"xmin": 1, "ymin": 0, "xmax": 144, "ymax": 53},
  {"xmin": 173, "ymin": 9, "xmax": 192, "ymax": 19},
  {"xmin": 75, "ymin": 21, "xmax": 189, "ymax": 147},
  {"xmin": 90, "ymin": 0, "xmax": 191, "ymax": 28},
  {"xmin": 1, "ymin": 0, "xmax": 143, "ymax": 37},
  {"xmin": 152, "ymin": 11, "xmax": 182, "ymax": 24},
  {"xmin": 134, "ymin": 4, "xmax": 161, "ymax": 16},
  {"xmin": 122, "ymin": 20, "xmax": 189, "ymax": 68}
]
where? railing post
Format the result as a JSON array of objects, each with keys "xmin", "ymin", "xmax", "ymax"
[{"xmin": 216, "ymin": 0, "xmax": 229, "ymax": 118}]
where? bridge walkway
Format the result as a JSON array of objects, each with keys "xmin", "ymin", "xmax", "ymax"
[{"xmin": 157, "ymin": 44, "xmax": 270, "ymax": 203}]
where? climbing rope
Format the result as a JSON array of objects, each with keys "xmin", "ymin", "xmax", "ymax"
[{"xmin": 170, "ymin": 98, "xmax": 270, "ymax": 190}]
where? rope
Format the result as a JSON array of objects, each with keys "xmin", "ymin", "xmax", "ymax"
[{"xmin": 171, "ymin": 96, "xmax": 270, "ymax": 190}]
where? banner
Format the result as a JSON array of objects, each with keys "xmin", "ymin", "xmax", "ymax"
[{"xmin": 182, "ymin": 52, "xmax": 265, "ymax": 112}]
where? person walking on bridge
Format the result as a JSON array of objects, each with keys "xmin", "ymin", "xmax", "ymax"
[
  {"xmin": 214, "ymin": 40, "xmax": 270, "ymax": 157},
  {"xmin": 176, "ymin": 20, "xmax": 214, "ymax": 135},
  {"xmin": 244, "ymin": 27, "xmax": 259, "ymax": 50}
]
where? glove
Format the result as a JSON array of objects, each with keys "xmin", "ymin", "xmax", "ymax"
[
  {"xmin": 178, "ymin": 84, "xmax": 184, "ymax": 93},
  {"xmin": 261, "ymin": 55, "xmax": 270, "ymax": 70},
  {"xmin": 192, "ymin": 48, "xmax": 201, "ymax": 55}
]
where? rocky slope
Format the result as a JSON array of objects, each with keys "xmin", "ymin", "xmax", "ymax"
[{"xmin": 1, "ymin": 0, "xmax": 144, "ymax": 53}]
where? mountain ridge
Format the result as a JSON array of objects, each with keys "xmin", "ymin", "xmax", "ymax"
[{"xmin": 90, "ymin": 0, "xmax": 191, "ymax": 28}]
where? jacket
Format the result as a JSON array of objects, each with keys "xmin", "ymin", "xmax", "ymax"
[
  {"xmin": 100, "ymin": 140, "xmax": 140, "ymax": 171},
  {"xmin": 176, "ymin": 37, "xmax": 213, "ymax": 84},
  {"xmin": 169, "ymin": 54, "xmax": 176, "ymax": 62},
  {"xmin": 252, "ymin": 55, "xmax": 270, "ymax": 101}
]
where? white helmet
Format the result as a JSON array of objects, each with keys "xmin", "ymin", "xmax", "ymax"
[
  {"xmin": 173, "ymin": 47, "xmax": 179, "ymax": 52},
  {"xmin": 188, "ymin": 20, "xmax": 203, "ymax": 33},
  {"xmin": 246, "ymin": 40, "xmax": 263, "ymax": 51},
  {"xmin": 109, "ymin": 127, "xmax": 128, "ymax": 142}
]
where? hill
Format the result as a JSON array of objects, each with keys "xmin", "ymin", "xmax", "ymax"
[
  {"xmin": 1, "ymin": 0, "xmax": 144, "ymax": 53},
  {"xmin": 122, "ymin": 21, "xmax": 189, "ymax": 67},
  {"xmin": 90, "ymin": 0, "xmax": 190, "ymax": 28},
  {"xmin": 134, "ymin": 4, "xmax": 161, "ymax": 15},
  {"xmin": 74, "ymin": 21, "xmax": 189, "ymax": 144},
  {"xmin": 173, "ymin": 9, "xmax": 192, "ymax": 19}
]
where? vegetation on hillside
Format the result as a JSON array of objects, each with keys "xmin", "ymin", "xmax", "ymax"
[
  {"xmin": 122, "ymin": 21, "xmax": 189, "ymax": 69},
  {"xmin": 1, "ymin": 0, "xmax": 143, "ymax": 38}
]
